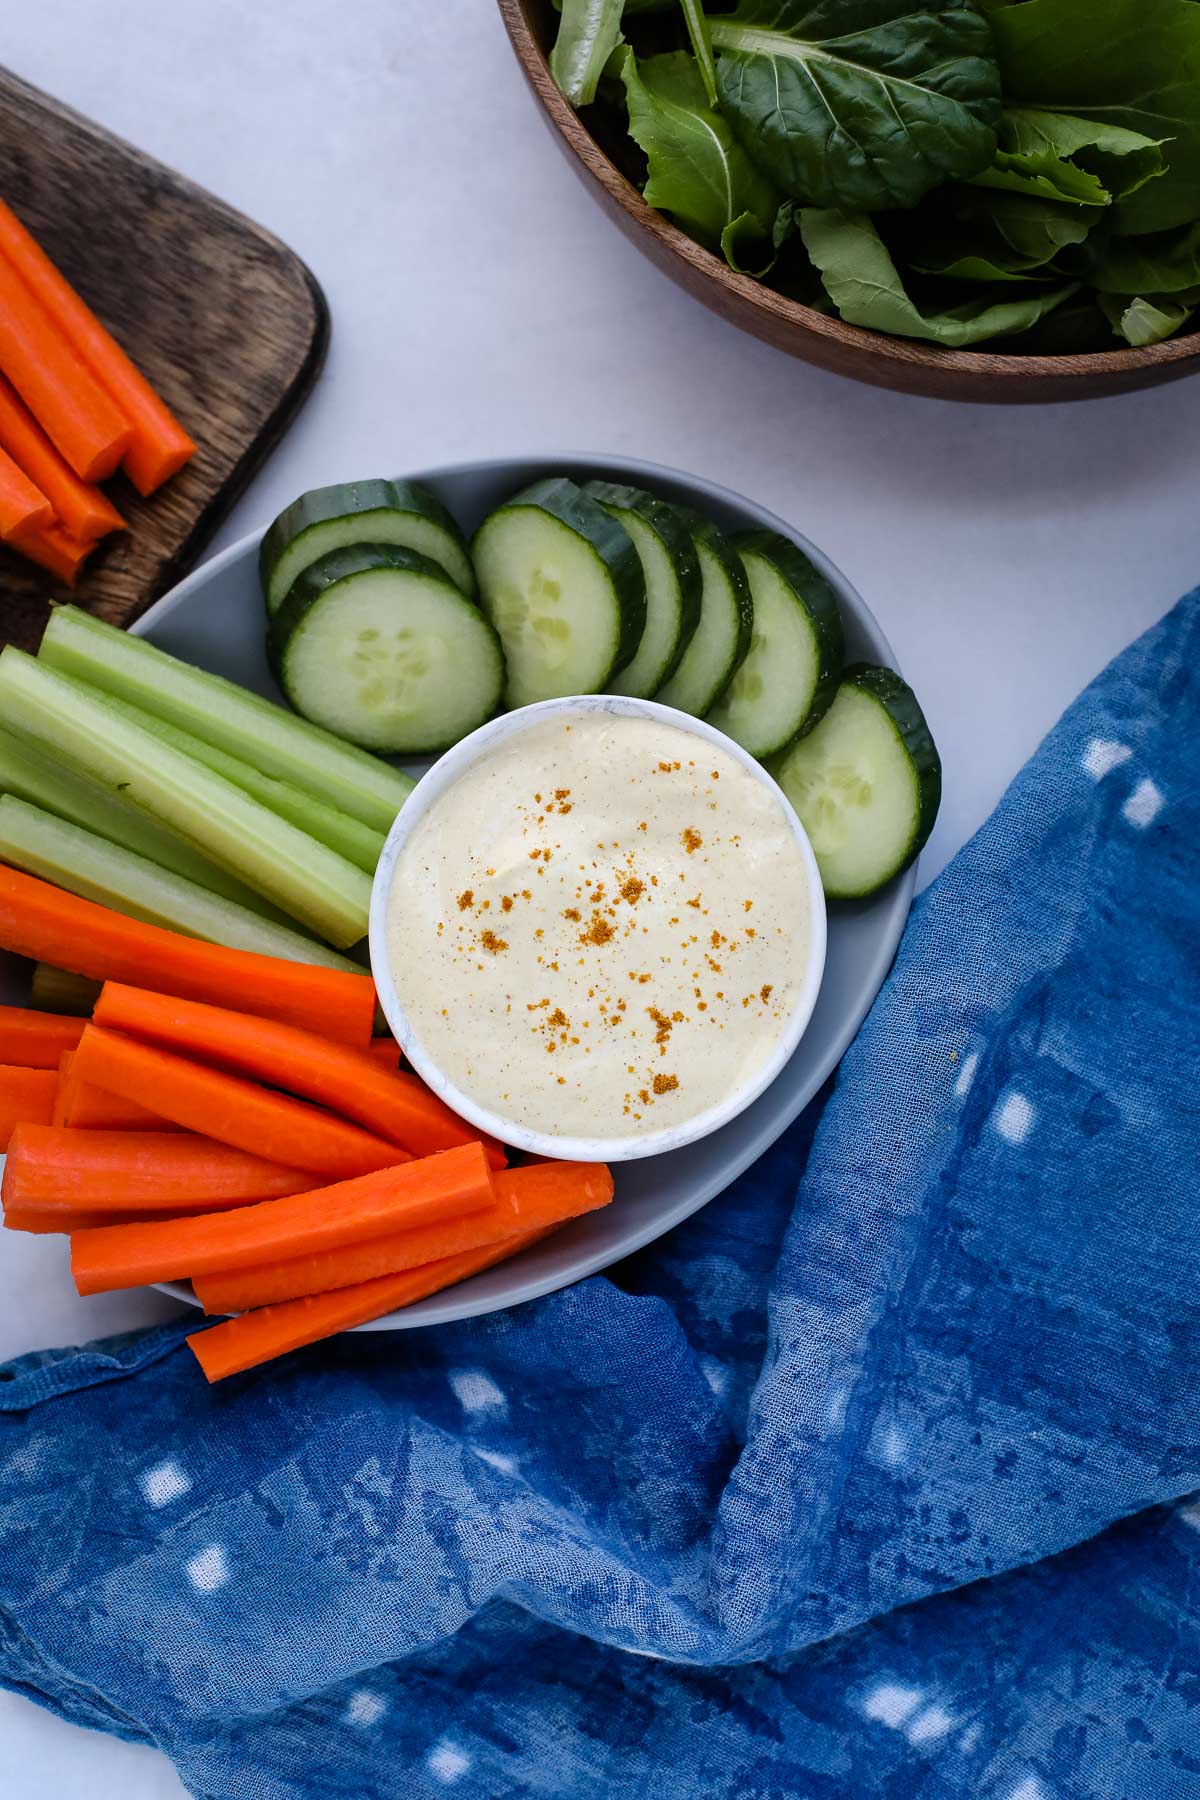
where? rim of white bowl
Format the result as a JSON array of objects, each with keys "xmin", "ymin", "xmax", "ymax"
[{"xmin": 368, "ymin": 694, "xmax": 828, "ymax": 1163}]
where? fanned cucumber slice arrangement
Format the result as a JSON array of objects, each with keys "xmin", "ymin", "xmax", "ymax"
[
  {"xmin": 655, "ymin": 509, "xmax": 753, "ymax": 718},
  {"xmin": 249, "ymin": 469, "xmax": 942, "ymax": 901},
  {"xmin": 582, "ymin": 482, "xmax": 701, "ymax": 699},
  {"xmin": 269, "ymin": 544, "xmax": 504, "ymax": 755},
  {"xmin": 706, "ymin": 532, "xmax": 844, "ymax": 759},
  {"xmin": 772, "ymin": 666, "xmax": 941, "ymax": 900},
  {"xmin": 261, "ymin": 478, "xmax": 476, "ymax": 613},
  {"xmin": 472, "ymin": 478, "xmax": 646, "ymax": 707}
]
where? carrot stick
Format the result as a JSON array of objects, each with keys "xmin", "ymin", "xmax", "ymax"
[
  {"xmin": 0, "ymin": 372, "xmax": 125, "ymax": 540},
  {"xmin": 5, "ymin": 519, "xmax": 94, "ymax": 586},
  {"xmin": 93, "ymin": 984, "xmax": 505, "ymax": 1168},
  {"xmin": 2, "ymin": 1122, "xmax": 311, "ymax": 1207},
  {"xmin": 71, "ymin": 1025, "xmax": 407, "ymax": 1179},
  {"xmin": 0, "ymin": 249, "xmax": 131, "ymax": 481},
  {"xmin": 71, "ymin": 1142, "xmax": 494, "ymax": 1296},
  {"xmin": 0, "ymin": 865, "xmax": 376, "ymax": 1043},
  {"xmin": 0, "ymin": 442, "xmax": 51, "ymax": 541},
  {"xmin": 0, "ymin": 1006, "xmax": 84, "ymax": 1068},
  {"xmin": 5, "ymin": 1200, "xmax": 251, "ymax": 1234},
  {"xmin": 368, "ymin": 1039, "xmax": 399, "ymax": 1070},
  {"xmin": 189, "ymin": 1227, "xmax": 556, "ymax": 1381},
  {"xmin": 0, "ymin": 1065, "xmax": 57, "ymax": 1147},
  {"xmin": 194, "ymin": 1160, "xmax": 613, "ymax": 1313},
  {"xmin": 54, "ymin": 1062, "xmax": 179, "ymax": 1131},
  {"xmin": 0, "ymin": 202, "xmax": 194, "ymax": 496}
]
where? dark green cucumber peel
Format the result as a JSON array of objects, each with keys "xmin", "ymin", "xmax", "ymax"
[
  {"xmin": 260, "ymin": 478, "xmax": 475, "ymax": 612},
  {"xmin": 843, "ymin": 663, "xmax": 942, "ymax": 861},
  {"xmin": 659, "ymin": 504, "xmax": 754, "ymax": 713},
  {"xmin": 582, "ymin": 481, "xmax": 703, "ymax": 692}
]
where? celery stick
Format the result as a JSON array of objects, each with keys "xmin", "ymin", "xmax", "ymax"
[
  {"xmin": 0, "ymin": 723, "xmax": 293, "ymax": 924},
  {"xmin": 40, "ymin": 604, "xmax": 414, "ymax": 834},
  {"xmin": 0, "ymin": 796, "xmax": 360, "ymax": 971},
  {"xmin": 0, "ymin": 649, "xmax": 372, "ymax": 948},
  {"xmin": 29, "ymin": 963, "xmax": 102, "ymax": 1015},
  {"xmin": 93, "ymin": 692, "xmax": 385, "ymax": 875}
]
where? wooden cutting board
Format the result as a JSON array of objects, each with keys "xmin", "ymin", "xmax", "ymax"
[{"xmin": 0, "ymin": 67, "xmax": 328, "ymax": 651}]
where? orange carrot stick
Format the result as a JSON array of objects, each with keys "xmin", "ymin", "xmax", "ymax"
[
  {"xmin": 368, "ymin": 1039, "xmax": 400, "ymax": 1069},
  {"xmin": 93, "ymin": 984, "xmax": 505, "ymax": 1168},
  {"xmin": 5, "ymin": 519, "xmax": 94, "ymax": 586},
  {"xmin": 0, "ymin": 865, "xmax": 376, "ymax": 1043},
  {"xmin": 195, "ymin": 1160, "xmax": 613, "ymax": 1313},
  {"xmin": 71, "ymin": 1142, "xmax": 494, "ymax": 1296},
  {"xmin": 0, "ymin": 1065, "xmax": 57, "ymax": 1147},
  {"xmin": 189, "ymin": 1226, "xmax": 556, "ymax": 1381},
  {"xmin": 2, "ymin": 1122, "xmax": 311, "ymax": 1207},
  {"xmin": 53, "ymin": 1056, "xmax": 179, "ymax": 1131},
  {"xmin": 0, "ymin": 249, "xmax": 131, "ymax": 481},
  {"xmin": 72, "ymin": 1025, "xmax": 407, "ymax": 1178},
  {"xmin": 0, "ymin": 1007, "xmax": 84, "ymax": 1068},
  {"xmin": 0, "ymin": 371, "xmax": 125, "ymax": 540},
  {"xmin": 0, "ymin": 442, "xmax": 51, "ymax": 541},
  {"xmin": 5, "ymin": 1200, "xmax": 255, "ymax": 1234},
  {"xmin": 0, "ymin": 202, "xmax": 194, "ymax": 496}
]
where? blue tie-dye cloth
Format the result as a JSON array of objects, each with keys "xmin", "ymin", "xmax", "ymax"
[{"xmin": 0, "ymin": 593, "xmax": 1198, "ymax": 1800}]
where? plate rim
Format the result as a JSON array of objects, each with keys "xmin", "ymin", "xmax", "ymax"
[{"xmin": 145, "ymin": 452, "xmax": 913, "ymax": 1329}]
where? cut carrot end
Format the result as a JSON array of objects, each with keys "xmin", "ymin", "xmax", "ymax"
[
  {"xmin": 7, "ymin": 520, "xmax": 94, "ymax": 586},
  {"xmin": 0, "ymin": 371, "xmax": 125, "ymax": 540}
]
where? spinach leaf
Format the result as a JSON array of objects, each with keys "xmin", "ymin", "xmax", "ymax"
[
  {"xmin": 972, "ymin": 108, "xmax": 1165, "ymax": 207},
  {"xmin": 799, "ymin": 207, "xmax": 1077, "ymax": 345},
  {"xmin": 615, "ymin": 49, "xmax": 781, "ymax": 273},
  {"xmin": 1086, "ymin": 221, "xmax": 1200, "ymax": 295},
  {"xmin": 708, "ymin": 1, "xmax": 1001, "ymax": 212},
  {"xmin": 910, "ymin": 190, "xmax": 1094, "ymax": 283},
  {"xmin": 1099, "ymin": 293, "xmax": 1194, "ymax": 346},
  {"xmin": 551, "ymin": 0, "xmax": 627, "ymax": 106},
  {"xmin": 989, "ymin": 0, "xmax": 1200, "ymax": 235}
]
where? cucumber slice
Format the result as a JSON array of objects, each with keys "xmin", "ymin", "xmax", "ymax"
[
  {"xmin": 706, "ymin": 532, "xmax": 844, "ymax": 758},
  {"xmin": 582, "ymin": 482, "xmax": 701, "ymax": 698},
  {"xmin": 0, "ymin": 796, "xmax": 358, "ymax": 969},
  {"xmin": 269, "ymin": 544, "xmax": 504, "ymax": 755},
  {"xmin": 89, "ymin": 694, "xmax": 385, "ymax": 876},
  {"xmin": 260, "ymin": 478, "xmax": 475, "ymax": 615},
  {"xmin": 655, "ymin": 509, "xmax": 753, "ymax": 717},
  {"xmin": 0, "ymin": 648, "xmax": 373, "ymax": 948},
  {"xmin": 773, "ymin": 665, "xmax": 941, "ymax": 899},
  {"xmin": 473, "ymin": 478, "xmax": 646, "ymax": 707},
  {"xmin": 0, "ymin": 722, "xmax": 291, "ymax": 921},
  {"xmin": 39, "ymin": 606, "xmax": 414, "ymax": 835}
]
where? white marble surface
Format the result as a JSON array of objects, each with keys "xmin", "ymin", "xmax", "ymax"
[{"xmin": 1, "ymin": 2, "xmax": 1198, "ymax": 1790}]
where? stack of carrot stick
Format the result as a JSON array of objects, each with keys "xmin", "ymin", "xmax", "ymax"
[
  {"xmin": 0, "ymin": 197, "xmax": 195, "ymax": 584},
  {"xmin": 0, "ymin": 870, "xmax": 613, "ymax": 1382}
]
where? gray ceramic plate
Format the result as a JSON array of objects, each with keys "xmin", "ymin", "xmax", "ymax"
[{"xmin": 126, "ymin": 456, "xmax": 912, "ymax": 1328}]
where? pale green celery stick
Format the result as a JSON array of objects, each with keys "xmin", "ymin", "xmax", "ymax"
[
  {"xmin": 29, "ymin": 963, "xmax": 102, "ymax": 1015},
  {"xmin": 92, "ymin": 692, "xmax": 385, "ymax": 875},
  {"xmin": 0, "ymin": 648, "xmax": 372, "ymax": 949},
  {"xmin": 0, "ymin": 796, "xmax": 359, "ymax": 971},
  {"xmin": 0, "ymin": 722, "xmax": 293, "ymax": 924},
  {"xmin": 39, "ymin": 605, "xmax": 414, "ymax": 834}
]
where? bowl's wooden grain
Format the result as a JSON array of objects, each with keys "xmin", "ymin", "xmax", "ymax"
[{"xmin": 498, "ymin": 0, "xmax": 1200, "ymax": 404}]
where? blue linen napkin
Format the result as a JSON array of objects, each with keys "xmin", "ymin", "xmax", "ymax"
[{"xmin": 0, "ymin": 591, "xmax": 1198, "ymax": 1799}]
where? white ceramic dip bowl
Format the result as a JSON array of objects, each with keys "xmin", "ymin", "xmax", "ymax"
[{"xmin": 369, "ymin": 695, "xmax": 827, "ymax": 1163}]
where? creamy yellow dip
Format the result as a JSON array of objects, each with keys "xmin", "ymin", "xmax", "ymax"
[{"xmin": 386, "ymin": 712, "xmax": 812, "ymax": 1143}]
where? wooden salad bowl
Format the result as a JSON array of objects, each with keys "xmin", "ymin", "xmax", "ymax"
[{"xmin": 498, "ymin": 0, "xmax": 1200, "ymax": 404}]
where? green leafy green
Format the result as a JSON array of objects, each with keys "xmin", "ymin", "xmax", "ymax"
[
  {"xmin": 709, "ymin": 1, "xmax": 1001, "ymax": 211},
  {"xmin": 1099, "ymin": 293, "xmax": 1194, "ymax": 347},
  {"xmin": 799, "ymin": 208, "xmax": 1077, "ymax": 346},
  {"xmin": 679, "ymin": 0, "xmax": 718, "ymax": 107},
  {"xmin": 988, "ymin": 0, "xmax": 1200, "ymax": 235},
  {"xmin": 972, "ymin": 108, "xmax": 1165, "ymax": 207},
  {"xmin": 910, "ymin": 191, "xmax": 1093, "ymax": 284},
  {"xmin": 1086, "ymin": 221, "xmax": 1200, "ymax": 296},
  {"xmin": 615, "ymin": 49, "xmax": 781, "ymax": 274},
  {"xmin": 550, "ymin": 0, "xmax": 626, "ymax": 107}
]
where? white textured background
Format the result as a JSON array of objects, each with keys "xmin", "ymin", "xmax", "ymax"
[{"xmin": 2, "ymin": 3, "xmax": 1198, "ymax": 1790}]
